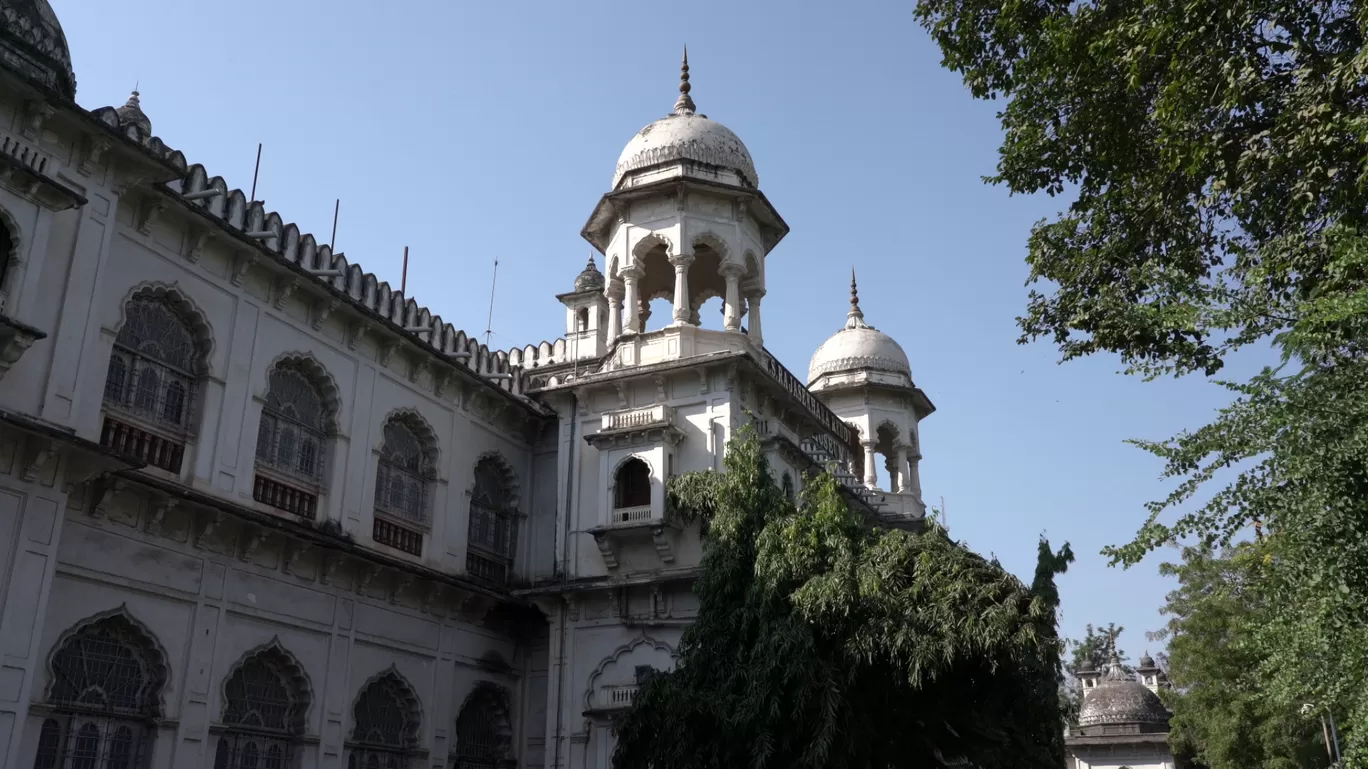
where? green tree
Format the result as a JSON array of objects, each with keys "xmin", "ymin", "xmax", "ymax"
[
  {"xmin": 911, "ymin": 0, "xmax": 1368, "ymax": 760},
  {"xmin": 612, "ymin": 429, "xmax": 1074, "ymax": 769},
  {"xmin": 1157, "ymin": 543, "xmax": 1329, "ymax": 768}
]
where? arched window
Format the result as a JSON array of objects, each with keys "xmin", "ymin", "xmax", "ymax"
[
  {"xmin": 0, "ymin": 216, "xmax": 14, "ymax": 302},
  {"xmin": 575, "ymin": 307, "xmax": 589, "ymax": 332},
  {"xmin": 466, "ymin": 458, "xmax": 516, "ymax": 584},
  {"xmin": 373, "ymin": 418, "xmax": 435, "ymax": 557},
  {"xmin": 452, "ymin": 685, "xmax": 511, "ymax": 769},
  {"xmin": 613, "ymin": 457, "xmax": 651, "ymax": 515},
  {"xmin": 347, "ymin": 672, "xmax": 420, "ymax": 769},
  {"xmin": 254, "ymin": 363, "xmax": 331, "ymax": 520},
  {"xmin": 100, "ymin": 297, "xmax": 202, "ymax": 474},
  {"xmin": 213, "ymin": 648, "xmax": 309, "ymax": 769},
  {"xmin": 33, "ymin": 614, "xmax": 166, "ymax": 769}
]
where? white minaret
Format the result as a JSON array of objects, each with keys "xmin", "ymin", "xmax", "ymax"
[
  {"xmin": 580, "ymin": 49, "xmax": 788, "ymax": 364},
  {"xmin": 557, "ymin": 255, "xmax": 610, "ymax": 361},
  {"xmin": 807, "ymin": 271, "xmax": 935, "ymax": 524}
]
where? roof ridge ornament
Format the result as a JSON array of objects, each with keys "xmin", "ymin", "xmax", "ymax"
[
  {"xmin": 672, "ymin": 45, "xmax": 696, "ymax": 116},
  {"xmin": 845, "ymin": 268, "xmax": 871, "ymax": 330}
]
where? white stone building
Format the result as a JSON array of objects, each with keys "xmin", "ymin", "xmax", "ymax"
[
  {"xmin": 1067, "ymin": 651, "xmax": 1178, "ymax": 769},
  {"xmin": 0, "ymin": 6, "xmax": 934, "ymax": 769}
]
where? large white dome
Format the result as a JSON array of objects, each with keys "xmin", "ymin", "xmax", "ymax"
[
  {"xmin": 808, "ymin": 274, "xmax": 912, "ymax": 383},
  {"xmin": 613, "ymin": 113, "xmax": 757, "ymax": 189},
  {"xmin": 611, "ymin": 49, "xmax": 757, "ymax": 190}
]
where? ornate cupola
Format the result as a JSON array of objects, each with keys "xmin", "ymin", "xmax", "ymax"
[
  {"xmin": 557, "ymin": 255, "xmax": 610, "ymax": 361},
  {"xmin": 808, "ymin": 272, "xmax": 935, "ymax": 524},
  {"xmin": 580, "ymin": 49, "xmax": 789, "ymax": 367}
]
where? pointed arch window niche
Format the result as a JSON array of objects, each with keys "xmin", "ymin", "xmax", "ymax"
[
  {"xmin": 32, "ymin": 613, "xmax": 168, "ymax": 769},
  {"xmin": 373, "ymin": 416, "xmax": 437, "ymax": 557},
  {"xmin": 100, "ymin": 294, "xmax": 207, "ymax": 474},
  {"xmin": 466, "ymin": 458, "xmax": 517, "ymax": 585},
  {"xmin": 452, "ymin": 684, "xmax": 513, "ymax": 769},
  {"xmin": 213, "ymin": 648, "xmax": 310, "ymax": 769},
  {"xmin": 346, "ymin": 672, "xmax": 421, "ymax": 769},
  {"xmin": 254, "ymin": 361, "xmax": 334, "ymax": 520}
]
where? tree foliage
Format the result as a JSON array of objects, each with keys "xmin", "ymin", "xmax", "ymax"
[
  {"xmin": 1156, "ymin": 544, "xmax": 1329, "ymax": 769},
  {"xmin": 912, "ymin": 0, "xmax": 1368, "ymax": 761},
  {"xmin": 613, "ymin": 429, "xmax": 1075, "ymax": 769}
]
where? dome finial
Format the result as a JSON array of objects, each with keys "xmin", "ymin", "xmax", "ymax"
[
  {"xmin": 673, "ymin": 45, "xmax": 696, "ymax": 116},
  {"xmin": 846, "ymin": 268, "xmax": 869, "ymax": 329}
]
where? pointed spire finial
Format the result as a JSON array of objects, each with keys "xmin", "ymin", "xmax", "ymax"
[
  {"xmin": 586, "ymin": 253, "xmax": 598, "ymax": 271},
  {"xmin": 845, "ymin": 268, "xmax": 869, "ymax": 329},
  {"xmin": 673, "ymin": 45, "xmax": 696, "ymax": 116}
]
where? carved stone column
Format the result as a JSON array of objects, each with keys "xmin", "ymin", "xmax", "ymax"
[
  {"xmin": 621, "ymin": 265, "xmax": 641, "ymax": 334},
  {"xmin": 744, "ymin": 286, "xmax": 765, "ymax": 345},
  {"xmin": 669, "ymin": 253, "xmax": 695, "ymax": 325},
  {"xmin": 720, "ymin": 263, "xmax": 745, "ymax": 331},
  {"xmin": 606, "ymin": 278, "xmax": 624, "ymax": 341},
  {"xmin": 909, "ymin": 452, "xmax": 923, "ymax": 500},
  {"xmin": 862, "ymin": 441, "xmax": 878, "ymax": 489},
  {"xmin": 895, "ymin": 444, "xmax": 910, "ymax": 493}
]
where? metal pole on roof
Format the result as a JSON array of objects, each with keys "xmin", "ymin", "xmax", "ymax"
[
  {"xmin": 329, "ymin": 198, "xmax": 340, "ymax": 251},
  {"xmin": 484, "ymin": 258, "xmax": 499, "ymax": 346},
  {"xmin": 401, "ymin": 246, "xmax": 410, "ymax": 295},
  {"xmin": 249, "ymin": 143, "xmax": 262, "ymax": 202}
]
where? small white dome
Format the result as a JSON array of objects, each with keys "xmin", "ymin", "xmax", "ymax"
[
  {"xmin": 611, "ymin": 48, "xmax": 757, "ymax": 190},
  {"xmin": 808, "ymin": 273, "xmax": 911, "ymax": 383}
]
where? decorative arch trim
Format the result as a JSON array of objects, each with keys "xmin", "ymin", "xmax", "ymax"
[
  {"xmin": 611, "ymin": 453, "xmax": 655, "ymax": 481},
  {"xmin": 473, "ymin": 450, "xmax": 520, "ymax": 510},
  {"xmin": 583, "ymin": 633, "xmax": 677, "ymax": 711},
  {"xmin": 116, "ymin": 281, "xmax": 216, "ymax": 376},
  {"xmin": 380, "ymin": 407, "xmax": 441, "ymax": 461},
  {"xmin": 690, "ymin": 230, "xmax": 730, "ymax": 262},
  {"xmin": 630, "ymin": 233, "xmax": 673, "ymax": 262},
  {"xmin": 220, "ymin": 636, "xmax": 313, "ymax": 734},
  {"xmin": 349, "ymin": 664, "xmax": 423, "ymax": 748},
  {"xmin": 45, "ymin": 604, "xmax": 172, "ymax": 717},
  {"xmin": 265, "ymin": 351, "xmax": 343, "ymax": 434},
  {"xmin": 874, "ymin": 420, "xmax": 902, "ymax": 442}
]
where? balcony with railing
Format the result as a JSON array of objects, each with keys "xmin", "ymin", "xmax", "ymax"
[
  {"xmin": 602, "ymin": 405, "xmax": 674, "ymax": 431},
  {"xmin": 601, "ymin": 684, "xmax": 639, "ymax": 709}
]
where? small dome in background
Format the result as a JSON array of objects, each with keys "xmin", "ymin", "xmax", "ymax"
[
  {"xmin": 1077, "ymin": 651, "xmax": 1169, "ymax": 728},
  {"xmin": 612, "ymin": 48, "xmax": 758, "ymax": 190},
  {"xmin": 0, "ymin": 0, "xmax": 77, "ymax": 99},
  {"xmin": 574, "ymin": 255, "xmax": 604, "ymax": 292},
  {"xmin": 808, "ymin": 271, "xmax": 912, "ymax": 383}
]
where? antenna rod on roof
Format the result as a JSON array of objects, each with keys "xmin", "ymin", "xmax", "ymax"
[
  {"xmin": 329, "ymin": 199, "xmax": 340, "ymax": 251},
  {"xmin": 249, "ymin": 143, "xmax": 262, "ymax": 202},
  {"xmin": 401, "ymin": 246, "xmax": 410, "ymax": 295},
  {"xmin": 485, "ymin": 258, "xmax": 499, "ymax": 346}
]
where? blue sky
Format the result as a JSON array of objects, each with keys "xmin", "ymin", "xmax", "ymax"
[{"xmin": 54, "ymin": 0, "xmax": 1253, "ymax": 655}]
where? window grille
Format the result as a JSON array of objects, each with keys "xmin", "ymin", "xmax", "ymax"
[
  {"xmin": 102, "ymin": 298, "xmax": 198, "ymax": 433},
  {"xmin": 347, "ymin": 674, "xmax": 418, "ymax": 769},
  {"xmin": 781, "ymin": 472, "xmax": 794, "ymax": 501},
  {"xmin": 452, "ymin": 690, "xmax": 508, "ymax": 769},
  {"xmin": 374, "ymin": 421, "xmax": 431, "ymax": 528},
  {"xmin": 467, "ymin": 460, "xmax": 515, "ymax": 569},
  {"xmin": 614, "ymin": 459, "xmax": 651, "ymax": 509},
  {"xmin": 214, "ymin": 655, "xmax": 304, "ymax": 769},
  {"xmin": 33, "ymin": 620, "xmax": 159, "ymax": 769},
  {"xmin": 256, "ymin": 366, "xmax": 328, "ymax": 490}
]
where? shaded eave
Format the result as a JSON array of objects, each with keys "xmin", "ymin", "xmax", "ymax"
[
  {"xmin": 580, "ymin": 176, "xmax": 789, "ymax": 255},
  {"xmin": 809, "ymin": 373, "xmax": 937, "ymax": 420}
]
